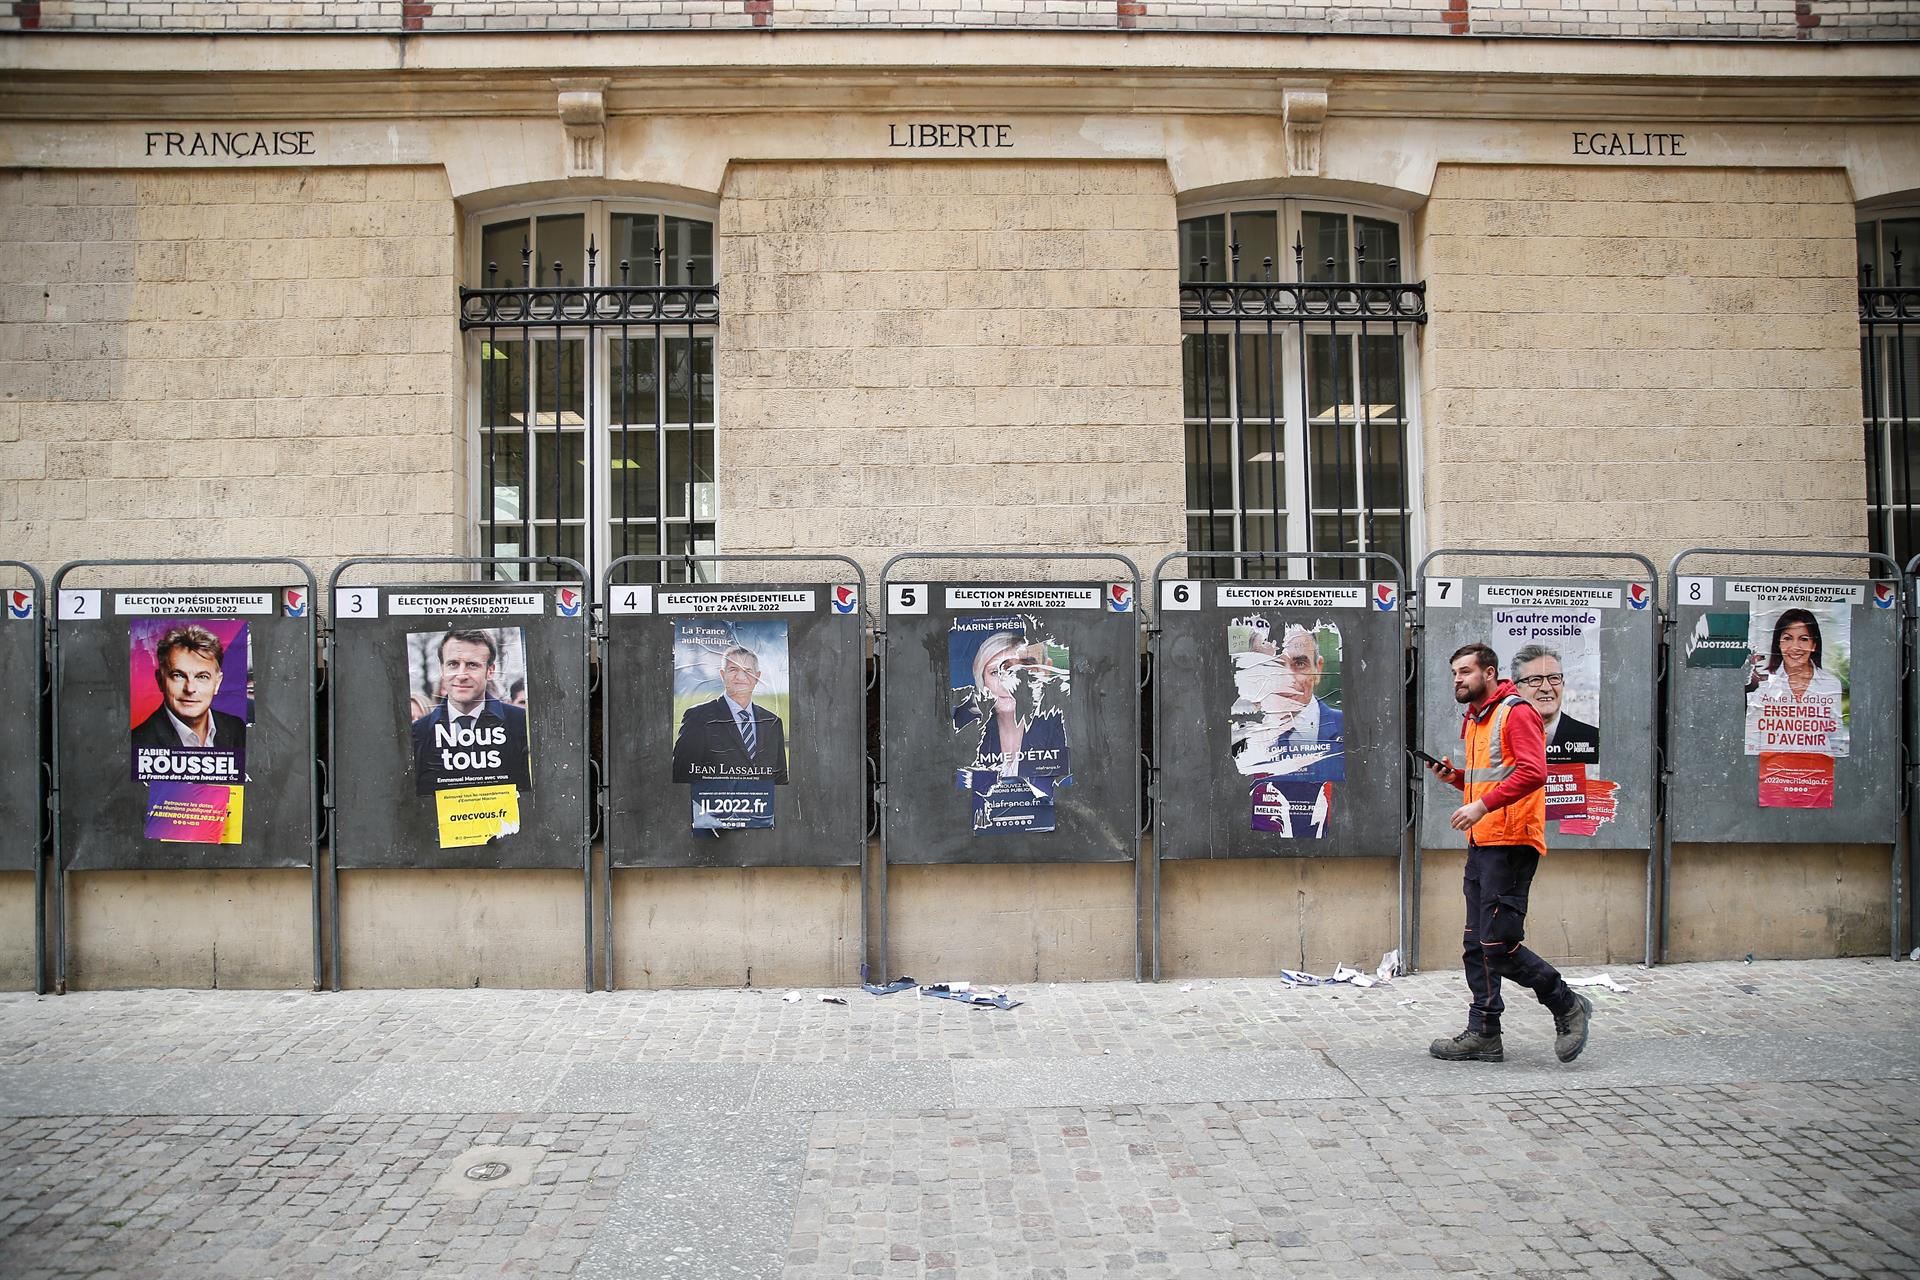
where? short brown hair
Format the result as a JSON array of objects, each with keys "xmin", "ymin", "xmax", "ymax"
[
  {"xmin": 1449, "ymin": 642, "xmax": 1498, "ymax": 672},
  {"xmin": 439, "ymin": 628, "xmax": 498, "ymax": 666},
  {"xmin": 155, "ymin": 624, "xmax": 225, "ymax": 671}
]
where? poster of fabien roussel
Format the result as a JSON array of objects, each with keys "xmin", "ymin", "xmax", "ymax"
[
  {"xmin": 1489, "ymin": 607, "xmax": 1616, "ymax": 836},
  {"xmin": 669, "ymin": 619, "xmax": 791, "ymax": 831},
  {"xmin": 406, "ymin": 627, "xmax": 532, "ymax": 848},
  {"xmin": 130, "ymin": 619, "xmax": 251, "ymax": 844},
  {"xmin": 1228, "ymin": 617, "xmax": 1342, "ymax": 838},
  {"xmin": 1743, "ymin": 598, "xmax": 1850, "ymax": 810},
  {"xmin": 951, "ymin": 615, "xmax": 1071, "ymax": 835}
]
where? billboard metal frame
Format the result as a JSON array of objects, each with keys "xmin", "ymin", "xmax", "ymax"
[
  {"xmin": 1666, "ymin": 547, "xmax": 1903, "ymax": 963},
  {"xmin": 1413, "ymin": 548, "xmax": 1660, "ymax": 972},
  {"xmin": 597, "ymin": 552, "xmax": 870, "ymax": 991},
  {"xmin": 876, "ymin": 551, "xmax": 1143, "ymax": 982},
  {"xmin": 324, "ymin": 556, "xmax": 592, "ymax": 992},
  {"xmin": 1, "ymin": 563, "xmax": 47, "ymax": 994},
  {"xmin": 1146, "ymin": 549, "xmax": 1406, "ymax": 982},
  {"xmin": 49, "ymin": 557, "xmax": 321, "ymax": 995}
]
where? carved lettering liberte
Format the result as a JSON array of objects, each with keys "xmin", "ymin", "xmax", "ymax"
[
  {"xmin": 144, "ymin": 130, "xmax": 317, "ymax": 159},
  {"xmin": 1570, "ymin": 130, "xmax": 1687, "ymax": 158},
  {"xmin": 887, "ymin": 123, "xmax": 1013, "ymax": 149}
]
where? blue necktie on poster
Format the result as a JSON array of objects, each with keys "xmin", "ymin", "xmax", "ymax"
[{"xmin": 739, "ymin": 707, "xmax": 756, "ymax": 757}]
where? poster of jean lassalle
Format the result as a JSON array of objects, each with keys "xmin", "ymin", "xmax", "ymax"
[
  {"xmin": 1227, "ymin": 617, "xmax": 1342, "ymax": 838},
  {"xmin": 404, "ymin": 627, "xmax": 532, "ymax": 847},
  {"xmin": 129, "ymin": 619, "xmax": 250, "ymax": 844},
  {"xmin": 669, "ymin": 618, "xmax": 791, "ymax": 831},
  {"xmin": 950, "ymin": 615, "xmax": 1071, "ymax": 835}
]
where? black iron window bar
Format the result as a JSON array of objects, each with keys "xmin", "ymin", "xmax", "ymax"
[
  {"xmin": 457, "ymin": 240, "xmax": 721, "ymax": 583},
  {"xmin": 1862, "ymin": 241, "xmax": 1919, "ymax": 562},
  {"xmin": 1180, "ymin": 235, "xmax": 1428, "ymax": 580}
]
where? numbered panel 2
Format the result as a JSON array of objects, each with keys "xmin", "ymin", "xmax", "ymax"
[
  {"xmin": 604, "ymin": 582, "xmax": 866, "ymax": 867},
  {"xmin": 0, "ymin": 574, "xmax": 42, "ymax": 872},
  {"xmin": 330, "ymin": 583, "xmax": 590, "ymax": 870},
  {"xmin": 883, "ymin": 580, "xmax": 1139, "ymax": 863},
  {"xmin": 1417, "ymin": 577, "xmax": 1656, "ymax": 852},
  {"xmin": 1155, "ymin": 577, "xmax": 1405, "ymax": 856},
  {"xmin": 56, "ymin": 585, "xmax": 315, "ymax": 870},
  {"xmin": 1668, "ymin": 575, "xmax": 1899, "ymax": 844}
]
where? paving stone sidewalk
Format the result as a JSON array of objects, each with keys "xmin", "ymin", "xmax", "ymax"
[{"xmin": 0, "ymin": 958, "xmax": 1915, "ymax": 1278}]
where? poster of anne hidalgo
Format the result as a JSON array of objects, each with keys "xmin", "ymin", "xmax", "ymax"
[{"xmin": 1744, "ymin": 601, "xmax": 1849, "ymax": 809}]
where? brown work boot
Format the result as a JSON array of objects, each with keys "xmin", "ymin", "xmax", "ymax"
[
  {"xmin": 1553, "ymin": 993, "xmax": 1594, "ymax": 1063},
  {"xmin": 1428, "ymin": 1029, "xmax": 1503, "ymax": 1062}
]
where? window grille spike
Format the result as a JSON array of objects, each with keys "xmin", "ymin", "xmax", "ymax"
[
  {"xmin": 521, "ymin": 238, "xmax": 531, "ymax": 287},
  {"xmin": 1292, "ymin": 235, "xmax": 1304, "ymax": 273},
  {"xmin": 1199, "ymin": 255, "xmax": 1210, "ymax": 282},
  {"xmin": 1893, "ymin": 239, "xmax": 1905, "ymax": 286},
  {"xmin": 486, "ymin": 260, "xmax": 497, "ymax": 285},
  {"xmin": 619, "ymin": 258, "xmax": 631, "ymax": 284},
  {"xmin": 1263, "ymin": 255, "xmax": 1273, "ymax": 282},
  {"xmin": 1229, "ymin": 237, "xmax": 1241, "ymax": 278}
]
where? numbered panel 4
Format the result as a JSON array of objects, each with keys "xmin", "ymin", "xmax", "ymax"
[{"xmin": 604, "ymin": 581, "xmax": 866, "ymax": 867}]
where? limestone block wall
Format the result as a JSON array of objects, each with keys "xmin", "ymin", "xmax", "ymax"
[
  {"xmin": 1415, "ymin": 164, "xmax": 1866, "ymax": 573},
  {"xmin": 6, "ymin": 0, "xmax": 1914, "ymax": 35},
  {"xmin": 1, "ymin": 166, "xmax": 462, "ymax": 579},
  {"xmin": 717, "ymin": 159, "xmax": 1186, "ymax": 584}
]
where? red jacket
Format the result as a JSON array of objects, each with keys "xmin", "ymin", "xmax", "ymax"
[{"xmin": 1448, "ymin": 678, "xmax": 1548, "ymax": 853}]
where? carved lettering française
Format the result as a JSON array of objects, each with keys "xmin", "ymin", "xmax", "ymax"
[
  {"xmin": 887, "ymin": 122, "xmax": 1013, "ymax": 150},
  {"xmin": 144, "ymin": 130, "xmax": 317, "ymax": 160},
  {"xmin": 1570, "ymin": 130, "xmax": 1687, "ymax": 159}
]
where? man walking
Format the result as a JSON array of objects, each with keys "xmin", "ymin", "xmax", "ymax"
[{"xmin": 1423, "ymin": 643, "xmax": 1592, "ymax": 1063}]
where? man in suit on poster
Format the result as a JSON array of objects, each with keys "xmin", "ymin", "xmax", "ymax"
[{"xmin": 671, "ymin": 644, "xmax": 788, "ymax": 784}]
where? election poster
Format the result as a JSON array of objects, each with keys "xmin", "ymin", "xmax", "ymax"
[
  {"xmin": 1745, "ymin": 600, "xmax": 1850, "ymax": 810},
  {"xmin": 950, "ymin": 615, "xmax": 1072, "ymax": 835},
  {"xmin": 668, "ymin": 618, "xmax": 791, "ymax": 830},
  {"xmin": 129, "ymin": 619, "xmax": 250, "ymax": 844},
  {"xmin": 405, "ymin": 627, "xmax": 532, "ymax": 846},
  {"xmin": 1227, "ymin": 616, "xmax": 1343, "ymax": 837},
  {"xmin": 1490, "ymin": 607, "xmax": 1608, "ymax": 831},
  {"xmin": 1744, "ymin": 602, "xmax": 1850, "ymax": 758}
]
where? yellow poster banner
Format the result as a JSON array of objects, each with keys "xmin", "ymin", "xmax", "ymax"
[{"xmin": 434, "ymin": 784, "xmax": 520, "ymax": 849}]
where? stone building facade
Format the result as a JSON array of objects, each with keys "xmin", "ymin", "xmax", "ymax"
[{"xmin": 2, "ymin": 7, "xmax": 1917, "ymax": 988}]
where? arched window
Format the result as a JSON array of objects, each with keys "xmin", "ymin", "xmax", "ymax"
[
  {"xmin": 1179, "ymin": 199, "xmax": 1424, "ymax": 580},
  {"xmin": 461, "ymin": 199, "xmax": 718, "ymax": 583},
  {"xmin": 1859, "ymin": 208, "xmax": 1920, "ymax": 563}
]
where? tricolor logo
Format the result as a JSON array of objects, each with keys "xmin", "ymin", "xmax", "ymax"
[
  {"xmin": 283, "ymin": 588, "xmax": 307, "ymax": 618},
  {"xmin": 1372, "ymin": 583, "xmax": 1397, "ymax": 612},
  {"xmin": 555, "ymin": 587, "xmax": 583, "ymax": 617},
  {"xmin": 832, "ymin": 585, "xmax": 859, "ymax": 615},
  {"xmin": 1107, "ymin": 583, "xmax": 1133, "ymax": 613},
  {"xmin": 1627, "ymin": 583, "xmax": 1651, "ymax": 611},
  {"xmin": 1875, "ymin": 582, "xmax": 1896, "ymax": 609},
  {"xmin": 6, "ymin": 590, "xmax": 31, "ymax": 620}
]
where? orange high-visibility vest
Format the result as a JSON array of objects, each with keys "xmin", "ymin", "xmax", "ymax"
[{"xmin": 1461, "ymin": 693, "xmax": 1547, "ymax": 854}]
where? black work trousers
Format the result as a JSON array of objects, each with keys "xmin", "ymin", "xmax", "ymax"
[{"xmin": 1462, "ymin": 843, "xmax": 1575, "ymax": 1035}]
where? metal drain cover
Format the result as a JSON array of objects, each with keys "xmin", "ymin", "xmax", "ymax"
[{"xmin": 434, "ymin": 1145, "xmax": 548, "ymax": 1199}]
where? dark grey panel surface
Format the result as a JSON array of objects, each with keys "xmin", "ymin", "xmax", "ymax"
[
  {"xmin": 0, "ymin": 599, "xmax": 42, "ymax": 873},
  {"xmin": 1669, "ymin": 578, "xmax": 1898, "ymax": 844},
  {"xmin": 331, "ymin": 585, "xmax": 588, "ymax": 870},
  {"xmin": 605, "ymin": 584, "xmax": 864, "ymax": 868},
  {"xmin": 1155, "ymin": 582, "xmax": 1405, "ymax": 859},
  {"xmin": 1417, "ymin": 577, "xmax": 1655, "ymax": 852},
  {"xmin": 883, "ymin": 582, "xmax": 1138, "ymax": 864},
  {"xmin": 57, "ymin": 589, "xmax": 314, "ymax": 871}
]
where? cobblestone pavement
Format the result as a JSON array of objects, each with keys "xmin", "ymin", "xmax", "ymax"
[{"xmin": 0, "ymin": 958, "xmax": 1915, "ymax": 1277}]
